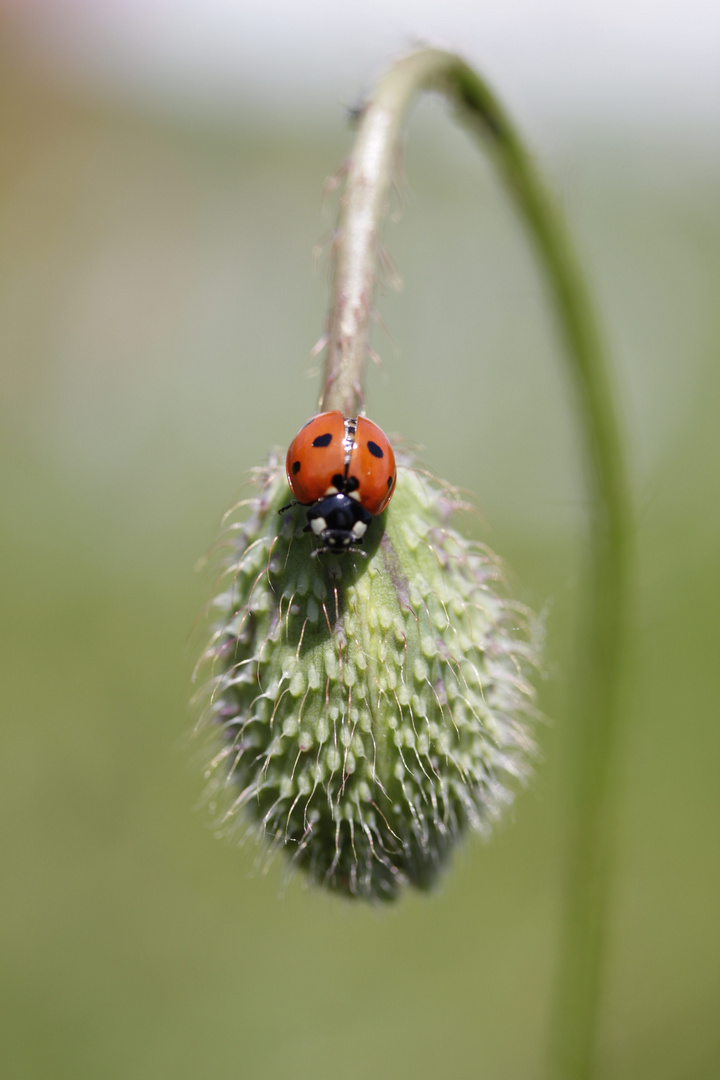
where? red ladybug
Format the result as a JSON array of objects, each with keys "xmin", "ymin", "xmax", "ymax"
[{"xmin": 285, "ymin": 411, "xmax": 396, "ymax": 551}]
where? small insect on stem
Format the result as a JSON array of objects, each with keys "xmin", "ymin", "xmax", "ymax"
[{"xmin": 283, "ymin": 411, "xmax": 396, "ymax": 553}]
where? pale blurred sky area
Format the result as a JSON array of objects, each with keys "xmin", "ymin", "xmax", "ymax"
[{"xmin": 3, "ymin": 0, "xmax": 720, "ymax": 131}]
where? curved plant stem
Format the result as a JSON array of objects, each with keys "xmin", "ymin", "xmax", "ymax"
[{"xmin": 321, "ymin": 47, "xmax": 630, "ymax": 1080}]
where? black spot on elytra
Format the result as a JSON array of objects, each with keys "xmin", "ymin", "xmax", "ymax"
[
  {"xmin": 312, "ymin": 432, "xmax": 332, "ymax": 448},
  {"xmin": 387, "ymin": 476, "xmax": 393, "ymax": 489},
  {"xmin": 292, "ymin": 461, "xmax": 301, "ymax": 475},
  {"xmin": 367, "ymin": 440, "xmax": 384, "ymax": 458}
]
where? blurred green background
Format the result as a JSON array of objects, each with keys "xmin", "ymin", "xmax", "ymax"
[{"xmin": 1, "ymin": 30, "xmax": 719, "ymax": 1080}]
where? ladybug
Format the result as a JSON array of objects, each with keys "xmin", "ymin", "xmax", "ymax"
[{"xmin": 284, "ymin": 410, "xmax": 396, "ymax": 551}]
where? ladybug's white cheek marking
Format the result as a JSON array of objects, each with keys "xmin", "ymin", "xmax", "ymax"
[
  {"xmin": 351, "ymin": 521, "xmax": 367, "ymax": 539},
  {"xmin": 310, "ymin": 518, "xmax": 327, "ymax": 536}
]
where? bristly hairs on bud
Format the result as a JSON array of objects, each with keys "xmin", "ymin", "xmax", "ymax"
[
  {"xmin": 194, "ymin": 47, "xmax": 630, "ymax": 1080},
  {"xmin": 197, "ymin": 454, "xmax": 540, "ymax": 900}
]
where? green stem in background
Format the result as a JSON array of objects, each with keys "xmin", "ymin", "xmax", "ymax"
[{"xmin": 321, "ymin": 47, "xmax": 630, "ymax": 1080}]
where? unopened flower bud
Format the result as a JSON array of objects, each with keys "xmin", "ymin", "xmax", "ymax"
[{"xmin": 198, "ymin": 454, "xmax": 538, "ymax": 900}]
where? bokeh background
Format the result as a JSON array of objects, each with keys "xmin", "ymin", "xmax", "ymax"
[{"xmin": 1, "ymin": 3, "xmax": 718, "ymax": 1078}]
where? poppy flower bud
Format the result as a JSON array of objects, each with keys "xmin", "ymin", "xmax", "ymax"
[{"xmin": 199, "ymin": 454, "xmax": 539, "ymax": 900}]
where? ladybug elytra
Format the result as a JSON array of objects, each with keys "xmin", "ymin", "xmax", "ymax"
[{"xmin": 285, "ymin": 410, "xmax": 396, "ymax": 551}]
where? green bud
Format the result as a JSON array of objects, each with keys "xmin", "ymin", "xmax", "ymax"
[{"xmin": 199, "ymin": 454, "xmax": 539, "ymax": 900}]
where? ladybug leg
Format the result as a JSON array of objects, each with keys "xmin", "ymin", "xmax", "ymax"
[
  {"xmin": 278, "ymin": 499, "xmax": 298, "ymax": 515},
  {"xmin": 310, "ymin": 545, "xmax": 367, "ymax": 560}
]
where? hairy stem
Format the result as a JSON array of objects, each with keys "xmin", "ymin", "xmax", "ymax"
[
  {"xmin": 320, "ymin": 50, "xmax": 445, "ymax": 414},
  {"xmin": 321, "ymin": 47, "xmax": 630, "ymax": 1079}
]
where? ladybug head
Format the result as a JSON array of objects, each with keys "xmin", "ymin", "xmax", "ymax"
[{"xmin": 304, "ymin": 493, "xmax": 372, "ymax": 553}]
